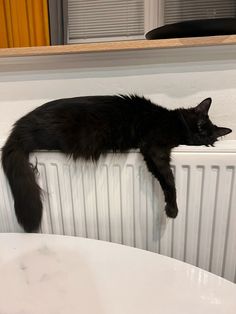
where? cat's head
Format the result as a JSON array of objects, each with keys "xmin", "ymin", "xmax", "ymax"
[{"xmin": 181, "ymin": 98, "xmax": 232, "ymax": 146}]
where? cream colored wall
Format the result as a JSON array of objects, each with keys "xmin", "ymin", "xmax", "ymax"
[{"xmin": 0, "ymin": 44, "xmax": 236, "ymax": 145}]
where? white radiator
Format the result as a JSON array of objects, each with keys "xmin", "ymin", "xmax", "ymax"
[{"xmin": 0, "ymin": 141, "xmax": 236, "ymax": 283}]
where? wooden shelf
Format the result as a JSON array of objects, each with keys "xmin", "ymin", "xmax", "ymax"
[{"xmin": 1, "ymin": 35, "xmax": 236, "ymax": 58}]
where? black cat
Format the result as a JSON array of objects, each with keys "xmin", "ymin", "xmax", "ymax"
[{"xmin": 1, "ymin": 95, "xmax": 231, "ymax": 232}]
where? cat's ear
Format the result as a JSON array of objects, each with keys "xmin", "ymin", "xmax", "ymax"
[
  {"xmin": 214, "ymin": 127, "xmax": 232, "ymax": 138},
  {"xmin": 195, "ymin": 98, "xmax": 212, "ymax": 115}
]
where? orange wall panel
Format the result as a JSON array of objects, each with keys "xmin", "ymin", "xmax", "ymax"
[
  {"xmin": 0, "ymin": 0, "xmax": 50, "ymax": 48},
  {"xmin": 0, "ymin": 1, "xmax": 9, "ymax": 47}
]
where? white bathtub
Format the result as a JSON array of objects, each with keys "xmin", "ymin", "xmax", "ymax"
[{"xmin": 1, "ymin": 233, "xmax": 235, "ymax": 314}]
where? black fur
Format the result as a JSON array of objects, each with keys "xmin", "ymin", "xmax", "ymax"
[{"xmin": 1, "ymin": 95, "xmax": 232, "ymax": 232}]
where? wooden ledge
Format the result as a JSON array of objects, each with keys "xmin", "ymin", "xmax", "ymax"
[{"xmin": 1, "ymin": 35, "xmax": 236, "ymax": 58}]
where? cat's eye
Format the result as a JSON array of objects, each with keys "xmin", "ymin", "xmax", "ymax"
[
  {"xmin": 197, "ymin": 120, "xmax": 208, "ymax": 135},
  {"xmin": 197, "ymin": 120, "xmax": 204, "ymax": 130}
]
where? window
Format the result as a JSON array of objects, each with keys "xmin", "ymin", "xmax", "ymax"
[
  {"xmin": 67, "ymin": 0, "xmax": 146, "ymax": 43},
  {"xmin": 164, "ymin": 0, "xmax": 236, "ymax": 24},
  {"xmin": 48, "ymin": 0, "xmax": 236, "ymax": 45}
]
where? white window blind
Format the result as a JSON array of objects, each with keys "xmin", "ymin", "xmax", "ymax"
[
  {"xmin": 68, "ymin": 0, "xmax": 145, "ymax": 43},
  {"xmin": 164, "ymin": 0, "xmax": 236, "ymax": 24}
]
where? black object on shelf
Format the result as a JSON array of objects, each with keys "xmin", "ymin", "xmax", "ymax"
[{"xmin": 145, "ymin": 18, "xmax": 236, "ymax": 40}]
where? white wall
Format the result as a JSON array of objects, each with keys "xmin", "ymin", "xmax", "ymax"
[{"xmin": 0, "ymin": 44, "xmax": 236, "ymax": 145}]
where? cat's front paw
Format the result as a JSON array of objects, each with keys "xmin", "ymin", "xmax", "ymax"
[{"xmin": 165, "ymin": 203, "xmax": 178, "ymax": 218}]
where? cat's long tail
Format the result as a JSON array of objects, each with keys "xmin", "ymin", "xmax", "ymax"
[{"xmin": 1, "ymin": 132, "xmax": 42, "ymax": 232}]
